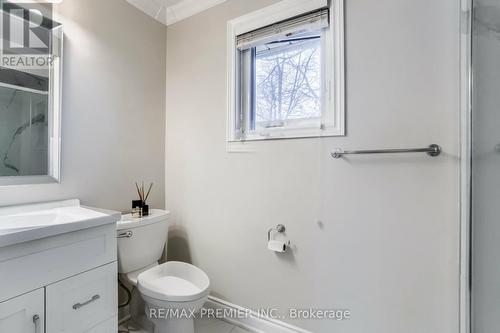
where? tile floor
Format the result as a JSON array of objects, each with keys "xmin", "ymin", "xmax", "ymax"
[{"xmin": 118, "ymin": 318, "xmax": 253, "ymax": 333}]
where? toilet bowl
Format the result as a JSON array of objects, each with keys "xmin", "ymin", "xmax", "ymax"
[
  {"xmin": 117, "ymin": 210, "xmax": 210, "ymax": 333},
  {"xmin": 138, "ymin": 261, "xmax": 210, "ymax": 333}
]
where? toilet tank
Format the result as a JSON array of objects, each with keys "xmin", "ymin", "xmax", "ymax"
[{"xmin": 117, "ymin": 209, "xmax": 170, "ymax": 274}]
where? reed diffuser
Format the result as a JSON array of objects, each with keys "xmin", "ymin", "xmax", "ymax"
[{"xmin": 132, "ymin": 181, "xmax": 153, "ymax": 217}]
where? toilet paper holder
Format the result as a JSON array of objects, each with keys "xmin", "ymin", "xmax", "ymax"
[{"xmin": 267, "ymin": 224, "xmax": 290, "ymax": 246}]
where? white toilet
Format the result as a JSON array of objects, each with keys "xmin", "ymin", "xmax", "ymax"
[{"xmin": 117, "ymin": 209, "xmax": 210, "ymax": 333}]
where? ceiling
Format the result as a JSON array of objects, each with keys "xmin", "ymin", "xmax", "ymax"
[{"xmin": 126, "ymin": 0, "xmax": 227, "ymax": 26}]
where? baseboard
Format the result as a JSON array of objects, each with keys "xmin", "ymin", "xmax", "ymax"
[{"xmin": 205, "ymin": 296, "xmax": 312, "ymax": 333}]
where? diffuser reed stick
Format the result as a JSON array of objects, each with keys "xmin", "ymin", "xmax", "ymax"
[
  {"xmin": 144, "ymin": 183, "xmax": 153, "ymax": 203},
  {"xmin": 135, "ymin": 181, "xmax": 153, "ymax": 205},
  {"xmin": 135, "ymin": 182, "xmax": 143, "ymax": 202}
]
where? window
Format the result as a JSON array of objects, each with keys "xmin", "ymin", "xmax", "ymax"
[{"xmin": 228, "ymin": 0, "xmax": 344, "ymax": 141}]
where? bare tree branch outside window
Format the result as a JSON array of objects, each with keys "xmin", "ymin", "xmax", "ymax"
[{"xmin": 255, "ymin": 37, "xmax": 321, "ymax": 128}]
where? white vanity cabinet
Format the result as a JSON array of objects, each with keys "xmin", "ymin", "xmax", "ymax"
[
  {"xmin": 0, "ymin": 288, "xmax": 44, "ymax": 333},
  {"xmin": 46, "ymin": 263, "xmax": 117, "ymax": 333},
  {"xmin": 0, "ymin": 200, "xmax": 121, "ymax": 333}
]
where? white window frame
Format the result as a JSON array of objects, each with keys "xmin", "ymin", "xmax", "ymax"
[{"xmin": 227, "ymin": 0, "xmax": 345, "ymax": 142}]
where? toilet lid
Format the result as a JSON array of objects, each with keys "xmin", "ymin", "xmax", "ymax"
[{"xmin": 137, "ymin": 261, "xmax": 210, "ymax": 302}]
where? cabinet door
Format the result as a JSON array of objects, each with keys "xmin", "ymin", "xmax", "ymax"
[
  {"xmin": 46, "ymin": 262, "xmax": 117, "ymax": 333},
  {"xmin": 0, "ymin": 288, "xmax": 44, "ymax": 333}
]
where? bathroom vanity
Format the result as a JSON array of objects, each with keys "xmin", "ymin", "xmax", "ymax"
[{"xmin": 0, "ymin": 200, "xmax": 120, "ymax": 333}]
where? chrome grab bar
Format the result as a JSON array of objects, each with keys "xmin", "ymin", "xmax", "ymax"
[
  {"xmin": 117, "ymin": 230, "xmax": 133, "ymax": 238},
  {"xmin": 331, "ymin": 144, "xmax": 441, "ymax": 159},
  {"xmin": 73, "ymin": 294, "xmax": 100, "ymax": 310}
]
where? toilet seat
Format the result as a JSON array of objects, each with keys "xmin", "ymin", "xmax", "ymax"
[{"xmin": 137, "ymin": 261, "xmax": 210, "ymax": 302}]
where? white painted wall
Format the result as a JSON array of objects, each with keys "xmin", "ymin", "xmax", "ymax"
[
  {"xmin": 165, "ymin": 0, "xmax": 460, "ymax": 332},
  {"xmin": 0, "ymin": 0, "xmax": 166, "ymax": 211}
]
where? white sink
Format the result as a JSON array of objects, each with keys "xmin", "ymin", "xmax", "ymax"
[{"xmin": 0, "ymin": 199, "xmax": 120, "ymax": 247}]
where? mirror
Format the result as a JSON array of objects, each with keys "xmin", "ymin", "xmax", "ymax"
[{"xmin": 0, "ymin": 5, "xmax": 62, "ymax": 186}]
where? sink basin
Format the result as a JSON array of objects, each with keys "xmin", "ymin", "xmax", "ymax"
[{"xmin": 0, "ymin": 199, "xmax": 120, "ymax": 247}]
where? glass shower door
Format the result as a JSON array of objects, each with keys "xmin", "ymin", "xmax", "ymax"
[{"xmin": 471, "ymin": 0, "xmax": 500, "ymax": 331}]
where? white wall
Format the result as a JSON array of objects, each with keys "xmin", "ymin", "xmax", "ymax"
[
  {"xmin": 0, "ymin": 0, "xmax": 166, "ymax": 211},
  {"xmin": 165, "ymin": 0, "xmax": 460, "ymax": 332}
]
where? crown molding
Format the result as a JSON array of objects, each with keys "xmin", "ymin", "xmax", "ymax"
[
  {"xmin": 127, "ymin": 0, "xmax": 162, "ymax": 21},
  {"xmin": 127, "ymin": 0, "xmax": 228, "ymax": 26}
]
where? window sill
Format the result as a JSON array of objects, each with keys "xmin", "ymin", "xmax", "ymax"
[{"xmin": 226, "ymin": 129, "xmax": 345, "ymax": 152}]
